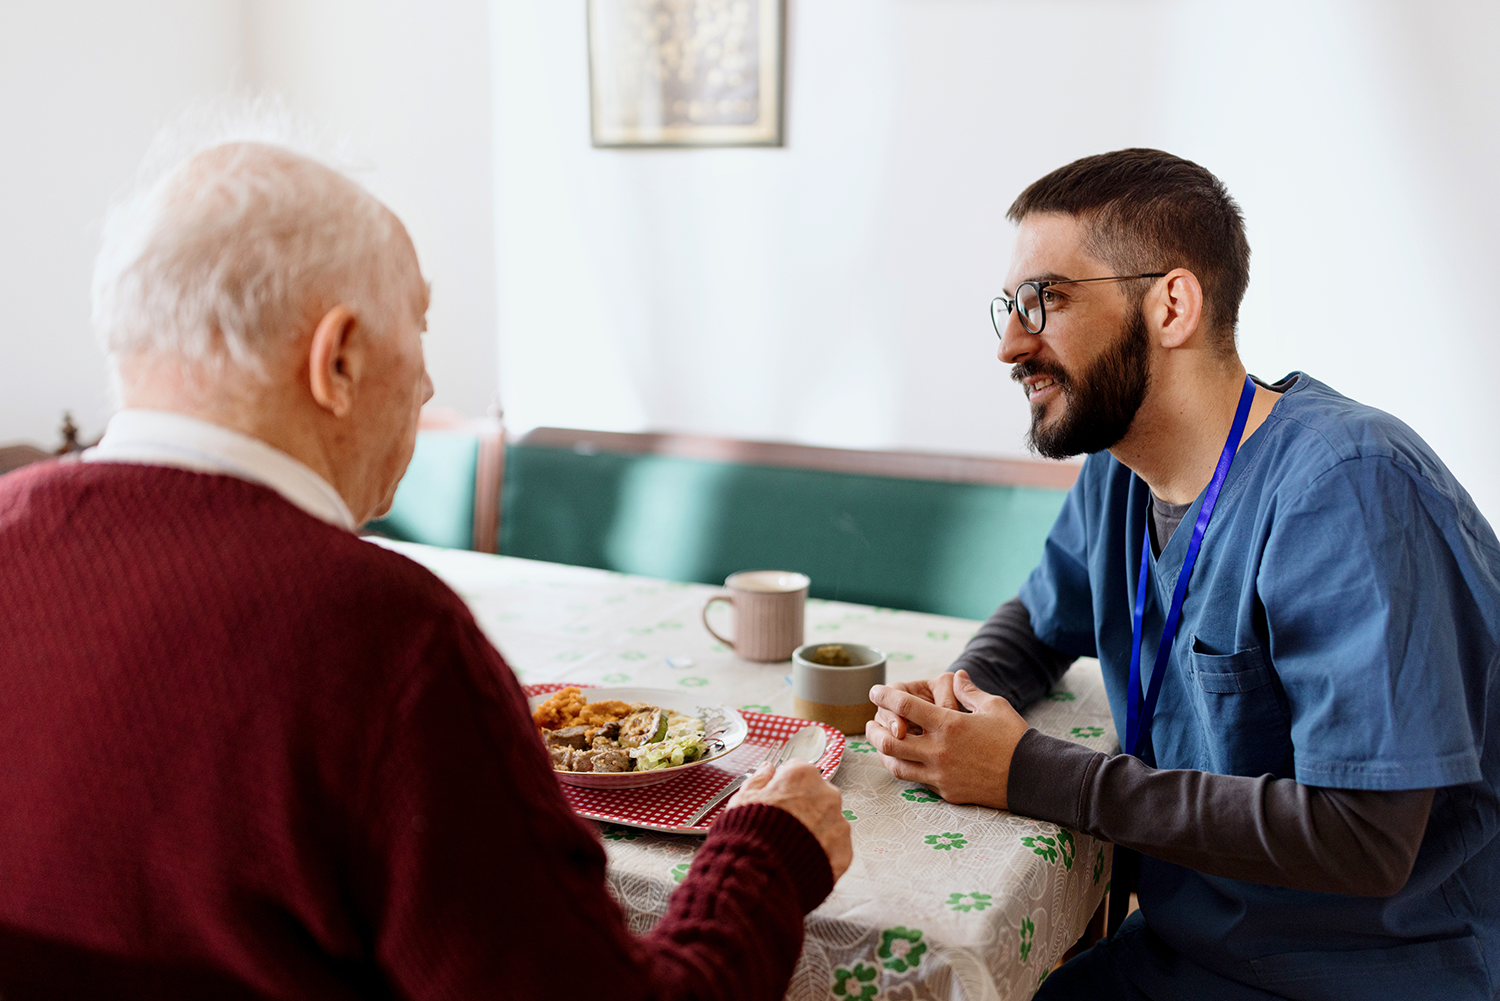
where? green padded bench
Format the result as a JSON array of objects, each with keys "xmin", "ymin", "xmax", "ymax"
[
  {"xmin": 366, "ymin": 415, "xmax": 504, "ymax": 552},
  {"xmin": 499, "ymin": 428, "xmax": 1078, "ymax": 621}
]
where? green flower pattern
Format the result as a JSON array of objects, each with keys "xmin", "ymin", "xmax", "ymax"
[
  {"xmin": 1020, "ymin": 835, "xmax": 1058, "ymax": 864},
  {"xmin": 878, "ymin": 927, "xmax": 927, "ymax": 972},
  {"xmin": 488, "ymin": 568, "xmax": 1120, "ymax": 989},
  {"xmin": 1021, "ymin": 829, "xmax": 1076, "ymax": 870},
  {"xmin": 831, "ymin": 963, "xmax": 879, "ymax": 1000},
  {"xmin": 947, "ymin": 892, "xmax": 993, "ymax": 913},
  {"xmin": 924, "ymin": 832, "xmax": 967, "ymax": 851}
]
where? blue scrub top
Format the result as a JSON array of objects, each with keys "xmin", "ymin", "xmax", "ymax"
[{"xmin": 1019, "ymin": 373, "xmax": 1500, "ymax": 1000}]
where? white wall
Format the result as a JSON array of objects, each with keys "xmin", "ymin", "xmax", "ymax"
[
  {"xmin": 491, "ymin": 0, "xmax": 1500, "ymax": 523},
  {"xmin": 0, "ymin": 0, "xmax": 499, "ymax": 450},
  {"xmin": 246, "ymin": 0, "xmax": 499, "ymax": 420},
  {"xmin": 0, "ymin": 0, "xmax": 245, "ymax": 447},
  {"xmin": 5, "ymin": 2, "xmax": 1496, "ymax": 520}
]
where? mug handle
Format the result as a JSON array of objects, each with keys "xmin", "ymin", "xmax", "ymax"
[{"xmin": 701, "ymin": 594, "xmax": 735, "ymax": 649}]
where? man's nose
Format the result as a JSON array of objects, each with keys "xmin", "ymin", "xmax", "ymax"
[
  {"xmin": 997, "ymin": 309, "xmax": 1040, "ymax": 365},
  {"xmin": 421, "ymin": 370, "xmax": 434, "ymax": 405}
]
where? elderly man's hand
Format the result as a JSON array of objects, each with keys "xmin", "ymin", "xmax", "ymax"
[
  {"xmin": 865, "ymin": 669, "xmax": 1030, "ymax": 810},
  {"xmin": 729, "ymin": 759, "xmax": 853, "ymax": 880}
]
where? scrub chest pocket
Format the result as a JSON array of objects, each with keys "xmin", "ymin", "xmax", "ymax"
[{"xmin": 1187, "ymin": 637, "xmax": 1296, "ymax": 778}]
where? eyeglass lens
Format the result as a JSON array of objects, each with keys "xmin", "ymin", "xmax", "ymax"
[
  {"xmin": 1016, "ymin": 283, "xmax": 1043, "ymax": 333},
  {"xmin": 992, "ymin": 283, "xmax": 1048, "ymax": 338}
]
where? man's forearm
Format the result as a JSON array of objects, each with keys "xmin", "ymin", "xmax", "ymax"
[
  {"xmin": 1008, "ymin": 730, "xmax": 1434, "ymax": 897},
  {"xmin": 950, "ymin": 597, "xmax": 1075, "ymax": 709}
]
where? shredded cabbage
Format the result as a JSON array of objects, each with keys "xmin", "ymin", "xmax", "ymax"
[{"xmin": 631, "ymin": 713, "xmax": 707, "ymax": 770}]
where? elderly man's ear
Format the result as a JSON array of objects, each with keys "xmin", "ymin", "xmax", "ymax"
[{"xmin": 307, "ymin": 305, "xmax": 364, "ymax": 418}]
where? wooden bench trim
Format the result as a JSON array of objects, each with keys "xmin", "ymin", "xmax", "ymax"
[
  {"xmin": 514, "ymin": 427, "xmax": 1081, "ymax": 491},
  {"xmin": 0, "ymin": 444, "xmax": 53, "ymax": 476}
]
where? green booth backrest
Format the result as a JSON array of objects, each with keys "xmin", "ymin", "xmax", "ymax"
[
  {"xmin": 499, "ymin": 443, "xmax": 1071, "ymax": 621},
  {"xmin": 366, "ymin": 431, "xmax": 480, "ymax": 551}
]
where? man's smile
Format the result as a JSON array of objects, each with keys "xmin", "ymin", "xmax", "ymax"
[{"xmin": 1024, "ymin": 375, "xmax": 1059, "ymax": 401}]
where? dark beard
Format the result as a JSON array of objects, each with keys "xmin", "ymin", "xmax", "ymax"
[{"xmin": 1015, "ymin": 306, "xmax": 1152, "ymax": 460}]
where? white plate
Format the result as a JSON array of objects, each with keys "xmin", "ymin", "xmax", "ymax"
[{"xmin": 528, "ymin": 686, "xmax": 750, "ymax": 789}]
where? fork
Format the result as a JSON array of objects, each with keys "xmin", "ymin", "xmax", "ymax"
[
  {"xmin": 684, "ymin": 733, "xmax": 801, "ymax": 826},
  {"xmin": 684, "ymin": 723, "xmax": 822, "ymax": 828}
]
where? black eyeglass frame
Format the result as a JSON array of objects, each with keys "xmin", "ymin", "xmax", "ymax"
[{"xmin": 991, "ymin": 273, "xmax": 1168, "ymax": 338}]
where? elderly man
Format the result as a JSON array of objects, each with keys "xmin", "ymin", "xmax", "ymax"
[
  {"xmin": 867, "ymin": 150, "xmax": 1500, "ymax": 1000},
  {"xmin": 0, "ymin": 137, "xmax": 850, "ymax": 1000}
]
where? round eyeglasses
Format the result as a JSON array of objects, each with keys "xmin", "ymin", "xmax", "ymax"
[{"xmin": 991, "ymin": 273, "xmax": 1168, "ymax": 338}]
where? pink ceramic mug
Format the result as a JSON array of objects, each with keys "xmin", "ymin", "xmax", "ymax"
[{"xmin": 701, "ymin": 570, "xmax": 810, "ymax": 662}]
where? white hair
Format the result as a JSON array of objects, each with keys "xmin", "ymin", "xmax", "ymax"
[{"xmin": 93, "ymin": 98, "xmax": 413, "ymax": 383}]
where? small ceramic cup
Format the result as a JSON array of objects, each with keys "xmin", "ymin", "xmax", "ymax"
[
  {"xmin": 701, "ymin": 570, "xmax": 810, "ymax": 662},
  {"xmin": 791, "ymin": 642, "xmax": 887, "ymax": 734}
]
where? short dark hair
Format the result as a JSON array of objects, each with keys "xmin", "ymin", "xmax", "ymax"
[{"xmin": 1007, "ymin": 149, "xmax": 1250, "ymax": 350}]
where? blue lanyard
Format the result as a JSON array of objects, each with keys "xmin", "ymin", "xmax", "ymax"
[{"xmin": 1125, "ymin": 375, "xmax": 1256, "ymax": 758}]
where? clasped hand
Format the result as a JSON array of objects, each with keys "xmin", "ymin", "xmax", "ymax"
[{"xmin": 864, "ymin": 669, "xmax": 1031, "ymax": 810}]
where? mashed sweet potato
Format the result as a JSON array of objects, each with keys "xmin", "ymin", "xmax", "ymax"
[{"xmin": 532, "ymin": 687, "xmax": 635, "ymax": 731}]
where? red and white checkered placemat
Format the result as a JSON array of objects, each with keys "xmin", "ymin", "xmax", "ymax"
[{"xmin": 524, "ymin": 682, "xmax": 846, "ymax": 835}]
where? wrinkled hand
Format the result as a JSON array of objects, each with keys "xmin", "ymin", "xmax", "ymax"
[
  {"xmin": 729, "ymin": 759, "xmax": 853, "ymax": 880},
  {"xmin": 865, "ymin": 670, "xmax": 1030, "ymax": 809}
]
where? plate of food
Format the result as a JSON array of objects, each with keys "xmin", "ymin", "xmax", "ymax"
[{"xmin": 529, "ymin": 685, "xmax": 750, "ymax": 789}]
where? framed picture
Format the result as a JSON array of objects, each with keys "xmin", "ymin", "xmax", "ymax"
[{"xmin": 587, "ymin": 0, "xmax": 785, "ymax": 148}]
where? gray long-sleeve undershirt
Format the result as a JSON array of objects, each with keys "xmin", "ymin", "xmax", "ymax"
[{"xmin": 952, "ymin": 597, "xmax": 1434, "ymax": 897}]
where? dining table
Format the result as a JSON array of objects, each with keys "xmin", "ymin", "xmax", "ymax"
[{"xmin": 374, "ymin": 539, "xmax": 1120, "ymax": 1001}]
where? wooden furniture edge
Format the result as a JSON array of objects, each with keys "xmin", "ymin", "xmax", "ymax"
[
  {"xmin": 1, "ymin": 444, "xmax": 53, "ymax": 476},
  {"xmin": 513, "ymin": 427, "xmax": 1082, "ymax": 491}
]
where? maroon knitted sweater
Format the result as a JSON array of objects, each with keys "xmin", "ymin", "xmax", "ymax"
[{"xmin": 0, "ymin": 462, "xmax": 832, "ymax": 1000}]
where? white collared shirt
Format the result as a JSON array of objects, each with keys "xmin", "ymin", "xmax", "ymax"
[{"xmin": 83, "ymin": 409, "xmax": 356, "ymax": 531}]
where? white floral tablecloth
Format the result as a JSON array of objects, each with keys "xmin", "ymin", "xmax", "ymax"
[{"xmin": 375, "ymin": 541, "xmax": 1120, "ymax": 1001}]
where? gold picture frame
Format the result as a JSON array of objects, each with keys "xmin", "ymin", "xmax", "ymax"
[{"xmin": 587, "ymin": 0, "xmax": 785, "ymax": 148}]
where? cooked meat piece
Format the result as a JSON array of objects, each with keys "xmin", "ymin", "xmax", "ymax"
[
  {"xmin": 591, "ymin": 748, "xmax": 630, "ymax": 772},
  {"xmin": 545, "ymin": 726, "xmax": 591, "ymax": 750},
  {"xmin": 549, "ymin": 745, "xmax": 573, "ymax": 770},
  {"xmin": 591, "ymin": 735, "xmax": 621, "ymax": 749},
  {"xmin": 592, "ymin": 720, "xmax": 622, "ymax": 740},
  {"xmin": 569, "ymin": 750, "xmax": 598, "ymax": 773},
  {"xmin": 618, "ymin": 708, "xmax": 665, "ymax": 748}
]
